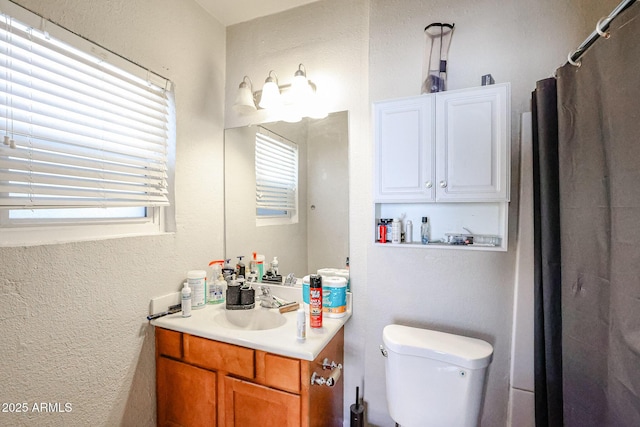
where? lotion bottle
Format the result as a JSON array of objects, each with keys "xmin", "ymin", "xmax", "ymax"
[
  {"xmin": 296, "ymin": 307, "xmax": 306, "ymax": 342},
  {"xmin": 405, "ymin": 220, "xmax": 413, "ymax": 243},
  {"xmin": 391, "ymin": 218, "xmax": 401, "ymax": 243},
  {"xmin": 181, "ymin": 282, "xmax": 192, "ymax": 317}
]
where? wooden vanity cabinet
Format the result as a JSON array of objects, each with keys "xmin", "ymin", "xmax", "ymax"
[{"xmin": 155, "ymin": 327, "xmax": 344, "ymax": 427}]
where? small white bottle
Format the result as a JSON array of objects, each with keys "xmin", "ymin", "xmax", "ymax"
[
  {"xmin": 405, "ymin": 220, "xmax": 413, "ymax": 243},
  {"xmin": 181, "ymin": 282, "xmax": 192, "ymax": 318},
  {"xmin": 296, "ymin": 307, "xmax": 306, "ymax": 342},
  {"xmin": 391, "ymin": 218, "xmax": 401, "ymax": 244},
  {"xmin": 271, "ymin": 256, "xmax": 279, "ymax": 276}
]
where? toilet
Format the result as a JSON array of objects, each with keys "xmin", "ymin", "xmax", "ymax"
[{"xmin": 381, "ymin": 324, "xmax": 494, "ymax": 427}]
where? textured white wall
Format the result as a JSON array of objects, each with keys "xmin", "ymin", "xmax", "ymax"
[{"xmin": 0, "ymin": 0, "xmax": 225, "ymax": 425}]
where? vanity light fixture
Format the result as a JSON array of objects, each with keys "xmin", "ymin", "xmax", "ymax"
[{"xmin": 233, "ymin": 63, "xmax": 327, "ymax": 122}]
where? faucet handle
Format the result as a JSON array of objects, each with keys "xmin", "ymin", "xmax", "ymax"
[
  {"xmin": 259, "ymin": 285, "xmax": 271, "ymax": 297},
  {"xmin": 284, "ymin": 273, "xmax": 296, "ymax": 286}
]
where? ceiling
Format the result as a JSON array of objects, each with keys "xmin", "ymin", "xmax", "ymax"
[{"xmin": 194, "ymin": 0, "xmax": 320, "ymax": 26}]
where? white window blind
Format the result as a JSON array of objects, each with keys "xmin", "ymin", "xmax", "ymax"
[
  {"xmin": 255, "ymin": 128, "xmax": 298, "ymax": 213},
  {"xmin": 0, "ymin": 7, "xmax": 173, "ymax": 210}
]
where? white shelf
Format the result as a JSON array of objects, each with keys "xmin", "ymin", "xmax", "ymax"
[{"xmin": 373, "ymin": 242, "xmax": 506, "ymax": 251}]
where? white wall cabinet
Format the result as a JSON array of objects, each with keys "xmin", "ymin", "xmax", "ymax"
[
  {"xmin": 374, "ymin": 95, "xmax": 436, "ymax": 201},
  {"xmin": 374, "ymin": 83, "xmax": 510, "ymax": 203},
  {"xmin": 373, "ymin": 83, "xmax": 511, "ymax": 251}
]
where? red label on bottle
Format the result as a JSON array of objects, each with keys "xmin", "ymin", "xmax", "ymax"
[
  {"xmin": 310, "ymin": 288, "xmax": 323, "ymax": 328},
  {"xmin": 379, "ymin": 224, "xmax": 387, "ymax": 243}
]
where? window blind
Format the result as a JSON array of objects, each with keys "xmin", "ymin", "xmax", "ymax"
[
  {"xmin": 255, "ymin": 129, "xmax": 298, "ymax": 212},
  {"xmin": 0, "ymin": 9, "xmax": 173, "ymax": 209}
]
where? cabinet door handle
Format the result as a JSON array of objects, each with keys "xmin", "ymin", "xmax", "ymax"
[
  {"xmin": 439, "ymin": 180, "xmax": 447, "ymax": 188},
  {"xmin": 424, "ymin": 181, "xmax": 433, "ymax": 189}
]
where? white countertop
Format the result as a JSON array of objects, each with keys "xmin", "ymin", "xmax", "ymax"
[{"xmin": 150, "ymin": 284, "xmax": 351, "ymax": 361}]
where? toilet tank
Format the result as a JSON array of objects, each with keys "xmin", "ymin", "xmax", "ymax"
[{"xmin": 382, "ymin": 324, "xmax": 493, "ymax": 427}]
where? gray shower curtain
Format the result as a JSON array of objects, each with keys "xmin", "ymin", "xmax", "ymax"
[
  {"xmin": 532, "ymin": 77, "xmax": 563, "ymax": 427},
  {"xmin": 534, "ymin": 3, "xmax": 640, "ymax": 426}
]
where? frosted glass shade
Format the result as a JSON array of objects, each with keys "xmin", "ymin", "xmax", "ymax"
[
  {"xmin": 289, "ymin": 74, "xmax": 313, "ymax": 105},
  {"xmin": 259, "ymin": 80, "xmax": 282, "ymax": 109},
  {"xmin": 233, "ymin": 83, "xmax": 257, "ymax": 114}
]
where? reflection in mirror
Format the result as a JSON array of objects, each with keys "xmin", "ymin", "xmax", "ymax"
[{"xmin": 224, "ymin": 111, "xmax": 349, "ymax": 279}]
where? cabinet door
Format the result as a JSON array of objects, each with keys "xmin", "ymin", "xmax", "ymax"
[
  {"xmin": 224, "ymin": 376, "xmax": 301, "ymax": 427},
  {"xmin": 374, "ymin": 95, "xmax": 435, "ymax": 202},
  {"xmin": 435, "ymin": 84, "xmax": 510, "ymax": 201},
  {"xmin": 157, "ymin": 356, "xmax": 217, "ymax": 427}
]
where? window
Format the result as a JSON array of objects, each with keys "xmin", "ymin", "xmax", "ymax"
[
  {"xmin": 0, "ymin": 1, "xmax": 175, "ymax": 245},
  {"xmin": 255, "ymin": 128, "xmax": 298, "ymax": 225}
]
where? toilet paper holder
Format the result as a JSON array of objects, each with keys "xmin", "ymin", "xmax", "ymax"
[{"xmin": 311, "ymin": 358, "xmax": 342, "ymax": 387}]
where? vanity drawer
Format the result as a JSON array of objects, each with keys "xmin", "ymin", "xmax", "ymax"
[
  {"xmin": 256, "ymin": 351, "xmax": 301, "ymax": 394},
  {"xmin": 156, "ymin": 328, "xmax": 183, "ymax": 359},
  {"xmin": 184, "ymin": 334, "xmax": 255, "ymax": 379}
]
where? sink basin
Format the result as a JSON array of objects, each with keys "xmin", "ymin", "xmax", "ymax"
[{"xmin": 214, "ymin": 309, "xmax": 286, "ymax": 331}]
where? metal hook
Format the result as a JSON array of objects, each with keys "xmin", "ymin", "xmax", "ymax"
[
  {"xmin": 567, "ymin": 51, "xmax": 581, "ymax": 67},
  {"xmin": 379, "ymin": 345, "xmax": 388, "ymax": 357},
  {"xmin": 596, "ymin": 16, "xmax": 611, "ymax": 39}
]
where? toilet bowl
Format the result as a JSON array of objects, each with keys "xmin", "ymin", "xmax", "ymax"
[{"xmin": 381, "ymin": 324, "xmax": 493, "ymax": 427}]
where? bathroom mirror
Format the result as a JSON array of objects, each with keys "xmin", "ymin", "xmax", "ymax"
[{"xmin": 224, "ymin": 111, "xmax": 349, "ymax": 278}]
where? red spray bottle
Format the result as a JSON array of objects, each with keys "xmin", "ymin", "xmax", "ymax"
[{"xmin": 309, "ymin": 274, "xmax": 323, "ymax": 329}]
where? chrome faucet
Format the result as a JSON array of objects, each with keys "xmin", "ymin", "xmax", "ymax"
[
  {"xmin": 258, "ymin": 285, "xmax": 293, "ymax": 308},
  {"xmin": 258, "ymin": 285, "xmax": 278, "ymax": 308}
]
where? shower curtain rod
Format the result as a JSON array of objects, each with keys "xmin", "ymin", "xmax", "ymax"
[{"xmin": 568, "ymin": 0, "xmax": 636, "ymax": 65}]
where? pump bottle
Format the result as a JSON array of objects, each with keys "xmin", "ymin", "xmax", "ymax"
[
  {"xmin": 208, "ymin": 260, "xmax": 225, "ymax": 304},
  {"xmin": 181, "ymin": 282, "xmax": 192, "ymax": 317}
]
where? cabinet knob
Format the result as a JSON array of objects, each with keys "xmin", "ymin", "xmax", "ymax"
[
  {"xmin": 424, "ymin": 181, "xmax": 432, "ymax": 189},
  {"xmin": 439, "ymin": 180, "xmax": 447, "ymax": 188}
]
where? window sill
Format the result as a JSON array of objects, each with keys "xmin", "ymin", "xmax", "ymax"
[{"xmin": 0, "ymin": 222, "xmax": 173, "ymax": 247}]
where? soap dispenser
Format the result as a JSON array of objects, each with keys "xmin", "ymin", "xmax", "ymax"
[
  {"xmin": 236, "ymin": 256, "xmax": 246, "ymax": 277},
  {"xmin": 207, "ymin": 260, "xmax": 225, "ymax": 305},
  {"xmin": 222, "ymin": 259, "xmax": 235, "ymax": 282}
]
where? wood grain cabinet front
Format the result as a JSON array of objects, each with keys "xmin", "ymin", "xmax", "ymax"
[
  {"xmin": 157, "ymin": 357, "xmax": 217, "ymax": 427},
  {"xmin": 224, "ymin": 376, "xmax": 301, "ymax": 427},
  {"xmin": 155, "ymin": 328, "xmax": 344, "ymax": 427}
]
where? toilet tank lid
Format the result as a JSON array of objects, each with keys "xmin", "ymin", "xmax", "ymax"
[{"xmin": 383, "ymin": 324, "xmax": 493, "ymax": 369}]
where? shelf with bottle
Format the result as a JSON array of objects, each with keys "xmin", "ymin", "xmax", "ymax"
[{"xmin": 374, "ymin": 201, "xmax": 508, "ymax": 251}]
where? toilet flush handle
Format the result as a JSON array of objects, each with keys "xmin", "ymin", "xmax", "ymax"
[{"xmin": 379, "ymin": 345, "xmax": 388, "ymax": 357}]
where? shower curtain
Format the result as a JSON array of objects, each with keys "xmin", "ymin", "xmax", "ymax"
[{"xmin": 533, "ymin": 4, "xmax": 640, "ymax": 426}]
